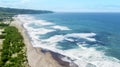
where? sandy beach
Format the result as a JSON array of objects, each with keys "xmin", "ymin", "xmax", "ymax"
[{"xmin": 10, "ymin": 16, "xmax": 64, "ymax": 67}]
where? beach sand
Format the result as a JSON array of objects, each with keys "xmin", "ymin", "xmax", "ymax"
[{"xmin": 10, "ymin": 16, "xmax": 71, "ymax": 67}]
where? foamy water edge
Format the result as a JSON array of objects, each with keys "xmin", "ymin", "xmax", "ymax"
[{"xmin": 17, "ymin": 15, "xmax": 120, "ymax": 67}]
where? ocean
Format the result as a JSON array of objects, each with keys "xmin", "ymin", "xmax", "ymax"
[{"xmin": 20, "ymin": 13, "xmax": 120, "ymax": 67}]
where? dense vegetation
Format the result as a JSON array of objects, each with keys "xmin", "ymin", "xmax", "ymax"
[
  {"xmin": 0, "ymin": 7, "xmax": 53, "ymax": 14},
  {"xmin": 0, "ymin": 7, "xmax": 53, "ymax": 67},
  {"xmin": 0, "ymin": 7, "xmax": 53, "ymax": 23},
  {"xmin": 0, "ymin": 23, "xmax": 8, "ymax": 28},
  {"xmin": 0, "ymin": 26, "xmax": 27, "ymax": 67}
]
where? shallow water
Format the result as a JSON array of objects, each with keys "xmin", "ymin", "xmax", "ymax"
[{"xmin": 18, "ymin": 13, "xmax": 120, "ymax": 67}]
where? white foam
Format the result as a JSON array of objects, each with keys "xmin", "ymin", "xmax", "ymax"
[
  {"xmin": 60, "ymin": 45, "xmax": 120, "ymax": 67},
  {"xmin": 41, "ymin": 33, "xmax": 96, "ymax": 43},
  {"xmin": 61, "ymin": 57, "xmax": 72, "ymax": 62},
  {"xmin": 33, "ymin": 34, "xmax": 120, "ymax": 67},
  {"xmin": 42, "ymin": 35, "xmax": 64, "ymax": 43},
  {"xmin": 65, "ymin": 33, "xmax": 96, "ymax": 42},
  {"xmin": 17, "ymin": 15, "xmax": 35, "ymax": 22},
  {"xmin": 17, "ymin": 15, "xmax": 53, "ymax": 26},
  {"xmin": 32, "ymin": 20, "xmax": 54, "ymax": 25},
  {"xmin": 92, "ymin": 60, "xmax": 120, "ymax": 67},
  {"xmin": 17, "ymin": 15, "xmax": 120, "ymax": 67},
  {"xmin": 64, "ymin": 37, "xmax": 75, "ymax": 42},
  {"xmin": 77, "ymin": 43, "xmax": 88, "ymax": 49},
  {"xmin": 23, "ymin": 22, "xmax": 55, "ymax": 35},
  {"xmin": 51, "ymin": 25, "xmax": 71, "ymax": 30},
  {"xmin": 32, "ymin": 35, "xmax": 120, "ymax": 67}
]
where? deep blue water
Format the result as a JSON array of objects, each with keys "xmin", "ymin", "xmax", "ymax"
[
  {"xmin": 30, "ymin": 13, "xmax": 120, "ymax": 60},
  {"xmin": 20, "ymin": 13, "xmax": 120, "ymax": 67}
]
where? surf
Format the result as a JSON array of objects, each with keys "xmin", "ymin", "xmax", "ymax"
[{"xmin": 18, "ymin": 15, "xmax": 120, "ymax": 67}]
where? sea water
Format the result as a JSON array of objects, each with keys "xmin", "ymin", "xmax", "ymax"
[{"xmin": 18, "ymin": 13, "xmax": 120, "ymax": 67}]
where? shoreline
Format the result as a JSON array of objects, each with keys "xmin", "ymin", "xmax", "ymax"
[{"xmin": 10, "ymin": 16, "xmax": 71, "ymax": 67}]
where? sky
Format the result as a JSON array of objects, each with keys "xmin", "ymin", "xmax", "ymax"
[{"xmin": 0, "ymin": 0, "xmax": 120, "ymax": 12}]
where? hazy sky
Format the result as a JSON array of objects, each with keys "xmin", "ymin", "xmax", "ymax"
[{"xmin": 0, "ymin": 0, "xmax": 120, "ymax": 12}]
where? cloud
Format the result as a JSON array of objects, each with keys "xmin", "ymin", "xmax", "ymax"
[
  {"xmin": 0, "ymin": 0, "xmax": 31, "ymax": 8},
  {"xmin": 0, "ymin": 0, "xmax": 30, "ymax": 4}
]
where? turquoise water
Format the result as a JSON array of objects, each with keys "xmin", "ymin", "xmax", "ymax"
[
  {"xmin": 22, "ymin": 13, "xmax": 120, "ymax": 67},
  {"xmin": 33, "ymin": 13, "xmax": 120, "ymax": 59}
]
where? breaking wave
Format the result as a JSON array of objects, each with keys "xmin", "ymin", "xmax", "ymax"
[{"xmin": 17, "ymin": 15, "xmax": 120, "ymax": 67}]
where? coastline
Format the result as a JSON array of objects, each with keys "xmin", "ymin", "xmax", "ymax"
[
  {"xmin": 9, "ymin": 13, "xmax": 120, "ymax": 67},
  {"xmin": 10, "ymin": 16, "xmax": 63, "ymax": 67}
]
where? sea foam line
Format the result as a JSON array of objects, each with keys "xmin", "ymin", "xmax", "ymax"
[
  {"xmin": 18, "ymin": 15, "xmax": 120, "ymax": 67},
  {"xmin": 51, "ymin": 25, "xmax": 71, "ymax": 30}
]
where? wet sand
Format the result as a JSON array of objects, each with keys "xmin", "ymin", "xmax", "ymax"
[{"xmin": 10, "ymin": 16, "xmax": 71, "ymax": 67}]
